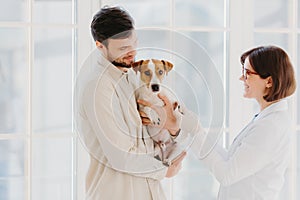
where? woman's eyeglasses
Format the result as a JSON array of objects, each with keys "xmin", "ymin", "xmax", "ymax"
[{"xmin": 242, "ymin": 67, "xmax": 259, "ymax": 79}]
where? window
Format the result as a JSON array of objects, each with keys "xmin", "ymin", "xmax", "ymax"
[
  {"xmin": 0, "ymin": 0, "xmax": 75, "ymax": 199},
  {"xmin": 0, "ymin": 0, "xmax": 299, "ymax": 199}
]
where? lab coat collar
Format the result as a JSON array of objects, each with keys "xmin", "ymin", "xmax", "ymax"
[{"xmin": 254, "ymin": 99, "xmax": 288, "ymax": 121}]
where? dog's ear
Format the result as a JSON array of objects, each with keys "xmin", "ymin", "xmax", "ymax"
[
  {"xmin": 152, "ymin": 59, "xmax": 174, "ymax": 75},
  {"xmin": 131, "ymin": 60, "xmax": 143, "ymax": 73},
  {"xmin": 161, "ymin": 60, "xmax": 173, "ymax": 73},
  {"xmin": 143, "ymin": 59, "xmax": 150, "ymax": 65},
  {"xmin": 151, "ymin": 59, "xmax": 160, "ymax": 64}
]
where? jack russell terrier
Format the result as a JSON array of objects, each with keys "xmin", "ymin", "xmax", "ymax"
[{"xmin": 132, "ymin": 59, "xmax": 183, "ymax": 166}]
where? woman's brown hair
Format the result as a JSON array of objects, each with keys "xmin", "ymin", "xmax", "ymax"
[{"xmin": 241, "ymin": 45, "xmax": 296, "ymax": 102}]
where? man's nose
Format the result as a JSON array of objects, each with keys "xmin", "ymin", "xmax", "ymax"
[{"xmin": 127, "ymin": 49, "xmax": 136, "ymax": 57}]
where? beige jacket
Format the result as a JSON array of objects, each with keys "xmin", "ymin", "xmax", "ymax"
[{"xmin": 75, "ymin": 49, "xmax": 168, "ymax": 200}]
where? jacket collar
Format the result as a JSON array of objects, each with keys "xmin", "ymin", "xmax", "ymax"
[
  {"xmin": 254, "ymin": 99, "xmax": 288, "ymax": 121},
  {"xmin": 96, "ymin": 49, "xmax": 127, "ymax": 80}
]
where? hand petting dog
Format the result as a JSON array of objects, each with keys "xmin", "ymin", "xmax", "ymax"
[{"xmin": 137, "ymin": 93, "xmax": 181, "ymax": 136}]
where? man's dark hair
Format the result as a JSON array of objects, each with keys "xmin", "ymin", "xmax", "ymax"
[{"xmin": 91, "ymin": 6, "xmax": 134, "ymax": 47}]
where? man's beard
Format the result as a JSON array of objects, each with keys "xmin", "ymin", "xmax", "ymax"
[{"xmin": 111, "ymin": 60, "xmax": 133, "ymax": 68}]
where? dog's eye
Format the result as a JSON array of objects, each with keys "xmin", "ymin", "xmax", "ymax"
[
  {"xmin": 144, "ymin": 71, "xmax": 151, "ymax": 76},
  {"xmin": 158, "ymin": 70, "xmax": 164, "ymax": 75}
]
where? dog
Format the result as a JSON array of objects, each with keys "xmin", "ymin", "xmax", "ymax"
[{"xmin": 132, "ymin": 59, "xmax": 183, "ymax": 166}]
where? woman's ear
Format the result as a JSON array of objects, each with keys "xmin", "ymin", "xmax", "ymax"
[{"xmin": 266, "ymin": 76, "xmax": 273, "ymax": 88}]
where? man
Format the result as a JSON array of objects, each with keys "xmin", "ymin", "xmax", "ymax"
[{"xmin": 74, "ymin": 6, "xmax": 186, "ymax": 200}]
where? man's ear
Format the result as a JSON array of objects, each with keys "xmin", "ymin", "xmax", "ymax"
[
  {"xmin": 266, "ymin": 76, "xmax": 273, "ymax": 88},
  {"xmin": 96, "ymin": 40, "xmax": 105, "ymax": 49}
]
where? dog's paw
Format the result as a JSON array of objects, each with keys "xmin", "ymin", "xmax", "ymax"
[
  {"xmin": 154, "ymin": 154, "xmax": 162, "ymax": 161},
  {"xmin": 149, "ymin": 109, "xmax": 161, "ymax": 125},
  {"xmin": 176, "ymin": 104, "xmax": 184, "ymax": 115},
  {"xmin": 162, "ymin": 159, "xmax": 171, "ymax": 167}
]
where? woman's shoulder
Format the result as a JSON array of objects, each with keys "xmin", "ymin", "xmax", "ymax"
[{"xmin": 253, "ymin": 110, "xmax": 291, "ymax": 138}]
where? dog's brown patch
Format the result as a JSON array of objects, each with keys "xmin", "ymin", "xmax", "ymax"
[
  {"xmin": 139, "ymin": 60, "xmax": 152, "ymax": 88},
  {"xmin": 132, "ymin": 59, "xmax": 174, "ymax": 88}
]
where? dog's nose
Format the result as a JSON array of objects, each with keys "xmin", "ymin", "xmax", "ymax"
[{"xmin": 151, "ymin": 84, "xmax": 160, "ymax": 92}]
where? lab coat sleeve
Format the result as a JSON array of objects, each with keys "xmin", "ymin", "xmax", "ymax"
[
  {"xmin": 195, "ymin": 119, "xmax": 285, "ymax": 186},
  {"xmin": 175, "ymin": 106, "xmax": 227, "ymax": 160},
  {"xmin": 83, "ymin": 78, "xmax": 167, "ymax": 180}
]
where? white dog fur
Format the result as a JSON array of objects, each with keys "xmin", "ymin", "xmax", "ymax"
[{"xmin": 132, "ymin": 59, "xmax": 183, "ymax": 166}]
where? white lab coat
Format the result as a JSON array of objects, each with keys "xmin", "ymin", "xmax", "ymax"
[{"xmin": 190, "ymin": 100, "xmax": 292, "ymax": 200}]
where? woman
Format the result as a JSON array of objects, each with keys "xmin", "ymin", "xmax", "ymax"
[{"xmin": 139, "ymin": 45, "xmax": 296, "ymax": 200}]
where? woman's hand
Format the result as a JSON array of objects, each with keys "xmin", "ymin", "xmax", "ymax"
[
  {"xmin": 137, "ymin": 93, "xmax": 181, "ymax": 136},
  {"xmin": 165, "ymin": 151, "xmax": 187, "ymax": 178}
]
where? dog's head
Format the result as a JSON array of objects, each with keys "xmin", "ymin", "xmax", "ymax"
[{"xmin": 132, "ymin": 59, "xmax": 173, "ymax": 93}]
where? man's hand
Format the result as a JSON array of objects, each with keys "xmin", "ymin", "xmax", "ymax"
[
  {"xmin": 138, "ymin": 110, "xmax": 151, "ymax": 125},
  {"xmin": 165, "ymin": 151, "xmax": 187, "ymax": 178},
  {"xmin": 137, "ymin": 93, "xmax": 181, "ymax": 136}
]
